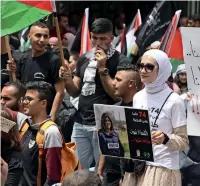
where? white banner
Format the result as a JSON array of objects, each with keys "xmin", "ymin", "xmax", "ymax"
[{"xmin": 180, "ymin": 27, "xmax": 200, "ymax": 136}]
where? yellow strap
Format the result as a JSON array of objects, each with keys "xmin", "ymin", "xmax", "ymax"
[
  {"xmin": 36, "ymin": 120, "xmax": 56, "ymax": 145},
  {"xmin": 19, "ymin": 121, "xmax": 29, "ymax": 141},
  {"xmin": 36, "ymin": 120, "xmax": 56, "ymax": 186}
]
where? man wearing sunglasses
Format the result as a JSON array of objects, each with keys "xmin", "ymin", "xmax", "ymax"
[
  {"xmin": 6, "ymin": 22, "xmax": 64, "ymax": 122},
  {"xmin": 59, "ymin": 18, "xmax": 130, "ymax": 170}
]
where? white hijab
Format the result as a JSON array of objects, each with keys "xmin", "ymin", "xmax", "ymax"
[{"xmin": 143, "ymin": 49, "xmax": 172, "ymax": 94}]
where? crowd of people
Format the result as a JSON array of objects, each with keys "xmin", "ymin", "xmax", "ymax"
[{"xmin": 1, "ymin": 7, "xmax": 200, "ymax": 186}]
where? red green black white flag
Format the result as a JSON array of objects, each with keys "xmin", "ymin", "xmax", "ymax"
[{"xmin": 1, "ymin": 0, "xmax": 56, "ymax": 37}]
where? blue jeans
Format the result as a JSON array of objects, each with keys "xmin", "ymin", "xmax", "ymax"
[{"xmin": 71, "ymin": 122, "xmax": 100, "ymax": 169}]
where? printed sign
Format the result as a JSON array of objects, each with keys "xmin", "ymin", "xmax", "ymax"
[
  {"xmin": 180, "ymin": 27, "xmax": 200, "ymax": 136},
  {"xmin": 125, "ymin": 108, "xmax": 154, "ymax": 161},
  {"xmin": 1, "ymin": 117, "xmax": 16, "ymax": 133},
  {"xmin": 94, "ymin": 104, "xmax": 154, "ymax": 162}
]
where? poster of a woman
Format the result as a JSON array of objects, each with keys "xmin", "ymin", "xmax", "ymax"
[{"xmin": 98, "ymin": 113, "xmax": 125, "ymax": 157}]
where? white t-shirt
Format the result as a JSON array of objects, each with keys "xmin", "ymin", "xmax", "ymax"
[{"xmin": 133, "ymin": 86, "xmax": 187, "ymax": 170}]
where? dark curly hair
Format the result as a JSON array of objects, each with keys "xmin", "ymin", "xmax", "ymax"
[
  {"xmin": 26, "ymin": 81, "xmax": 55, "ymax": 114},
  {"xmin": 91, "ymin": 18, "xmax": 113, "ymax": 33}
]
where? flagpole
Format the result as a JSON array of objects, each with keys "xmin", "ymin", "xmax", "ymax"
[
  {"xmin": 53, "ymin": 12, "xmax": 69, "ymax": 69},
  {"xmin": 121, "ymin": 24, "xmax": 126, "ymax": 52},
  {"xmin": 4, "ymin": 35, "xmax": 17, "ymax": 82}
]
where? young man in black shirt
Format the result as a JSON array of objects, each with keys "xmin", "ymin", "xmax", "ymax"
[
  {"xmin": 59, "ymin": 18, "xmax": 130, "ymax": 169},
  {"xmin": 7, "ymin": 22, "xmax": 64, "ymax": 121},
  {"xmin": 98, "ymin": 62, "xmax": 142, "ymax": 186}
]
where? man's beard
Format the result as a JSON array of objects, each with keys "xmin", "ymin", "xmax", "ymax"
[{"xmin": 10, "ymin": 104, "xmax": 19, "ymax": 111}]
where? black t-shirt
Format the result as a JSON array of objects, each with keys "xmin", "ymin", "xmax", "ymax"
[
  {"xmin": 75, "ymin": 51, "xmax": 130, "ymax": 125},
  {"xmin": 120, "ymin": 101, "xmax": 133, "ymax": 107},
  {"xmin": 19, "ymin": 124, "xmax": 47, "ymax": 186},
  {"xmin": 2, "ymin": 150, "xmax": 23, "ymax": 186},
  {"xmin": 17, "ymin": 51, "xmax": 61, "ymax": 86},
  {"xmin": 1, "ymin": 50, "xmax": 23, "ymax": 88}
]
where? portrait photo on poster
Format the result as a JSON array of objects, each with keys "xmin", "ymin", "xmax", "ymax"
[{"xmin": 94, "ymin": 104, "xmax": 154, "ymax": 162}]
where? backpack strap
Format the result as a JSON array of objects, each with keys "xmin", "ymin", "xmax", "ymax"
[
  {"xmin": 36, "ymin": 120, "xmax": 56, "ymax": 186},
  {"xmin": 19, "ymin": 120, "xmax": 29, "ymax": 141}
]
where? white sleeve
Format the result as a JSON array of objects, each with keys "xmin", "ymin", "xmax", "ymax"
[
  {"xmin": 17, "ymin": 112, "xmax": 28, "ymax": 130},
  {"xmin": 171, "ymin": 96, "xmax": 187, "ymax": 128},
  {"xmin": 44, "ymin": 125, "xmax": 63, "ymax": 149}
]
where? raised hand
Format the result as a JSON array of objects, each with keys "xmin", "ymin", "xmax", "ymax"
[{"xmin": 6, "ymin": 58, "xmax": 16, "ymax": 73}]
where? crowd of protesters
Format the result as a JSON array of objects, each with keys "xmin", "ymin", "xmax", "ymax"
[{"xmin": 1, "ymin": 6, "xmax": 200, "ymax": 186}]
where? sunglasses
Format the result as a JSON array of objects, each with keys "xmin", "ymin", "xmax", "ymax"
[{"xmin": 136, "ymin": 63, "xmax": 155, "ymax": 73}]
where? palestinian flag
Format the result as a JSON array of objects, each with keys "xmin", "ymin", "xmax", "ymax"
[
  {"xmin": 71, "ymin": 8, "xmax": 92, "ymax": 56},
  {"xmin": 80, "ymin": 8, "xmax": 92, "ymax": 56},
  {"xmin": 1, "ymin": 0, "xmax": 56, "ymax": 37},
  {"xmin": 115, "ymin": 9, "xmax": 142, "ymax": 57},
  {"xmin": 160, "ymin": 10, "xmax": 184, "ymax": 73},
  {"xmin": 169, "ymin": 28, "xmax": 184, "ymax": 73},
  {"xmin": 120, "ymin": 24, "xmax": 127, "ymax": 56},
  {"xmin": 126, "ymin": 9, "xmax": 142, "ymax": 58},
  {"xmin": 160, "ymin": 10, "xmax": 182, "ymax": 55}
]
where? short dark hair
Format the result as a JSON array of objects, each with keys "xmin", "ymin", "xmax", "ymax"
[
  {"xmin": 91, "ymin": 18, "xmax": 113, "ymax": 33},
  {"xmin": 52, "ymin": 46, "xmax": 70, "ymax": 61},
  {"xmin": 4, "ymin": 81, "xmax": 26, "ymax": 100},
  {"xmin": 58, "ymin": 12, "xmax": 68, "ymax": 22},
  {"xmin": 70, "ymin": 51, "xmax": 79, "ymax": 62},
  {"xmin": 62, "ymin": 169, "xmax": 102, "ymax": 186},
  {"xmin": 117, "ymin": 62, "xmax": 142, "ymax": 92},
  {"xmin": 26, "ymin": 81, "xmax": 54, "ymax": 114},
  {"xmin": 117, "ymin": 62, "xmax": 136, "ymax": 72},
  {"xmin": 189, "ymin": 14, "xmax": 200, "ymax": 22},
  {"xmin": 31, "ymin": 21, "xmax": 48, "ymax": 29}
]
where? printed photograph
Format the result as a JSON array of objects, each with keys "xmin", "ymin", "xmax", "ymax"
[{"xmin": 94, "ymin": 104, "xmax": 131, "ymax": 158}]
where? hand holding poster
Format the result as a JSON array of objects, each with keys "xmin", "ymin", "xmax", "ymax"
[
  {"xmin": 94, "ymin": 104, "xmax": 154, "ymax": 162},
  {"xmin": 180, "ymin": 27, "xmax": 200, "ymax": 136}
]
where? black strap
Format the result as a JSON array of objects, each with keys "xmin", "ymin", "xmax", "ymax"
[{"xmin": 153, "ymin": 92, "xmax": 173, "ymax": 126}]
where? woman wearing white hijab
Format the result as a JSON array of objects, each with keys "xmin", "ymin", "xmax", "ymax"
[
  {"xmin": 62, "ymin": 33, "xmax": 75, "ymax": 51},
  {"xmin": 173, "ymin": 64, "xmax": 188, "ymax": 95},
  {"xmin": 122, "ymin": 49, "xmax": 189, "ymax": 186}
]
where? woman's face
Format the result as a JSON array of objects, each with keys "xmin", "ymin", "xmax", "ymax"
[
  {"xmin": 137, "ymin": 55, "xmax": 159, "ymax": 84},
  {"xmin": 178, "ymin": 72, "xmax": 187, "ymax": 84},
  {"xmin": 62, "ymin": 36, "xmax": 68, "ymax": 46},
  {"xmin": 105, "ymin": 117, "xmax": 111, "ymax": 130}
]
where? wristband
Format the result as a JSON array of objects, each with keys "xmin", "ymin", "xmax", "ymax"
[{"xmin": 162, "ymin": 133, "xmax": 169, "ymax": 145}]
